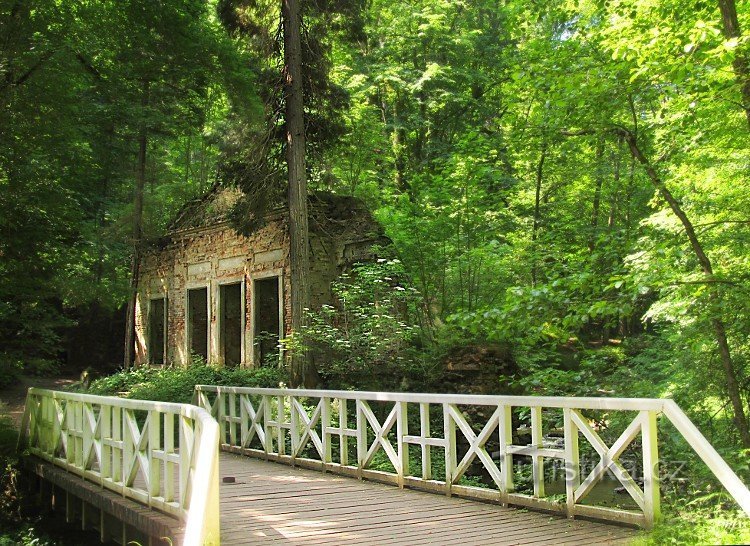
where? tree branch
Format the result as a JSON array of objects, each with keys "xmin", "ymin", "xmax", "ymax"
[{"xmin": 2, "ymin": 49, "xmax": 54, "ymax": 91}]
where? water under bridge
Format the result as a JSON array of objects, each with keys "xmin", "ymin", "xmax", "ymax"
[{"xmin": 18, "ymin": 386, "xmax": 750, "ymax": 545}]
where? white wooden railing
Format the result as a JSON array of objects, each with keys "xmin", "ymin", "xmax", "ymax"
[
  {"xmin": 18, "ymin": 389, "xmax": 220, "ymax": 546},
  {"xmin": 194, "ymin": 385, "xmax": 750, "ymax": 528}
]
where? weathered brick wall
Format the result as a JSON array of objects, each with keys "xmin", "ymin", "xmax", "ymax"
[
  {"xmin": 135, "ymin": 190, "xmax": 388, "ymax": 368},
  {"xmin": 137, "ymin": 213, "xmax": 291, "ymax": 367}
]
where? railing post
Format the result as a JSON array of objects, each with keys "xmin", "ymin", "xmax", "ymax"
[
  {"xmin": 148, "ymin": 410, "xmax": 161, "ymax": 499},
  {"xmin": 112, "ymin": 406, "xmax": 122, "ymax": 486},
  {"xmin": 263, "ymin": 395, "xmax": 272, "ymax": 457},
  {"xmin": 563, "ymin": 407, "xmax": 580, "ymax": 519},
  {"xmin": 356, "ymin": 399, "xmax": 365, "ymax": 478},
  {"xmin": 290, "ymin": 395, "xmax": 299, "ymax": 464},
  {"xmin": 498, "ymin": 405, "xmax": 514, "ymax": 496},
  {"xmin": 229, "ymin": 392, "xmax": 237, "ymax": 447},
  {"xmin": 397, "ymin": 401, "xmax": 408, "ymax": 488},
  {"xmin": 66, "ymin": 400, "xmax": 74, "ymax": 468},
  {"xmin": 277, "ymin": 395, "xmax": 285, "ymax": 457},
  {"xmin": 322, "ymin": 397, "xmax": 332, "ymax": 466},
  {"xmin": 531, "ymin": 406, "xmax": 545, "ymax": 498},
  {"xmin": 36, "ymin": 395, "xmax": 45, "ymax": 452},
  {"xmin": 240, "ymin": 394, "xmax": 249, "ymax": 450},
  {"xmin": 420, "ymin": 403, "xmax": 432, "ymax": 480},
  {"xmin": 164, "ymin": 412, "xmax": 175, "ymax": 503},
  {"xmin": 339, "ymin": 399, "xmax": 348, "ymax": 466},
  {"xmin": 643, "ymin": 410, "xmax": 661, "ymax": 528},
  {"xmin": 217, "ymin": 388, "xmax": 226, "ymax": 446},
  {"xmin": 443, "ymin": 403, "xmax": 455, "ymax": 497},
  {"xmin": 17, "ymin": 391, "xmax": 32, "ymax": 451},
  {"xmin": 101, "ymin": 405, "xmax": 112, "ymax": 484},
  {"xmin": 122, "ymin": 409, "xmax": 134, "ymax": 489}
]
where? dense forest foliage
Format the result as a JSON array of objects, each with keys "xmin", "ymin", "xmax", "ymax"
[{"xmin": 3, "ymin": 0, "xmax": 750, "ymax": 539}]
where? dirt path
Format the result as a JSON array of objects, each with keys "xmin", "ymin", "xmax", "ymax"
[{"xmin": 0, "ymin": 375, "xmax": 78, "ymax": 427}]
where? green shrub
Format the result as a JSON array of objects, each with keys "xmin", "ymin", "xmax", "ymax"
[
  {"xmin": 22, "ymin": 358, "xmax": 60, "ymax": 377},
  {"xmin": 0, "ymin": 359, "xmax": 20, "ymax": 390},
  {"xmin": 634, "ymin": 507, "xmax": 750, "ymax": 545},
  {"xmin": 299, "ymin": 258, "xmax": 431, "ymax": 390},
  {"xmin": 87, "ymin": 363, "xmax": 282, "ymax": 404},
  {"xmin": 0, "ymin": 406, "xmax": 21, "ymax": 538}
]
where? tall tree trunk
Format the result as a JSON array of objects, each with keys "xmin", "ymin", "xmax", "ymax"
[
  {"xmin": 184, "ymin": 134, "xmax": 192, "ymax": 186},
  {"xmin": 393, "ymin": 96, "xmax": 408, "ymax": 197},
  {"xmin": 588, "ymin": 137, "xmax": 605, "ymax": 252},
  {"xmin": 94, "ymin": 118, "xmax": 116, "ymax": 286},
  {"xmin": 123, "ymin": 81, "xmax": 149, "ymax": 369},
  {"xmin": 621, "ymin": 130, "xmax": 750, "ymax": 447},
  {"xmin": 608, "ymin": 136, "xmax": 622, "ymax": 230},
  {"xmin": 717, "ymin": 0, "xmax": 750, "ymax": 128},
  {"xmin": 531, "ymin": 142, "xmax": 547, "ymax": 287},
  {"xmin": 283, "ymin": 0, "xmax": 315, "ymax": 387}
]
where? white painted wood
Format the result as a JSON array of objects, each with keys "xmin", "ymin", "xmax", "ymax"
[
  {"xmin": 355, "ymin": 399, "xmax": 365, "ymax": 474},
  {"xmin": 563, "ymin": 407, "xmax": 579, "ymax": 518},
  {"xmin": 499, "ymin": 405, "xmax": 514, "ymax": 494},
  {"xmin": 195, "ymin": 385, "xmax": 667, "ymax": 411},
  {"xmin": 642, "ymin": 410, "xmax": 661, "ymax": 528},
  {"xmin": 322, "ymin": 397, "xmax": 332, "ymax": 464},
  {"xmin": 662, "ymin": 400, "xmax": 750, "ymax": 515},
  {"xmin": 339, "ymin": 398, "xmax": 349, "ymax": 466},
  {"xmin": 419, "ymin": 403, "xmax": 432, "ymax": 480},
  {"xmin": 448, "ymin": 404, "xmax": 503, "ymax": 489},
  {"xmin": 19, "ymin": 388, "xmax": 220, "ymax": 545},
  {"xmin": 19, "ymin": 384, "xmax": 750, "ymax": 538},
  {"xmin": 199, "ymin": 384, "xmax": 704, "ymax": 526},
  {"xmin": 397, "ymin": 401, "xmax": 408, "ymax": 487},
  {"xmin": 530, "ymin": 406, "xmax": 544, "ymax": 498},
  {"xmin": 164, "ymin": 412, "xmax": 175, "ymax": 503},
  {"xmin": 572, "ymin": 410, "xmax": 645, "ymax": 511}
]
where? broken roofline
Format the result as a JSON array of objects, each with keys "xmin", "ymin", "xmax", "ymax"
[{"xmin": 157, "ymin": 185, "xmax": 382, "ymax": 247}]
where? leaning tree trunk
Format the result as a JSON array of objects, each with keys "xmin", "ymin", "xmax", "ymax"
[
  {"xmin": 123, "ymin": 81, "xmax": 149, "ymax": 369},
  {"xmin": 620, "ymin": 129, "xmax": 750, "ymax": 448},
  {"xmin": 717, "ymin": 0, "xmax": 750, "ymax": 129},
  {"xmin": 282, "ymin": 0, "xmax": 315, "ymax": 387}
]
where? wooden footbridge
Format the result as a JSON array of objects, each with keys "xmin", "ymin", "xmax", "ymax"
[{"xmin": 18, "ymin": 386, "xmax": 750, "ymax": 545}]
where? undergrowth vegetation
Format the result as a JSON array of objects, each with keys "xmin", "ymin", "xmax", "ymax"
[
  {"xmin": 86, "ymin": 361, "xmax": 282, "ymax": 403},
  {"xmin": 0, "ymin": 405, "xmax": 60, "ymax": 546},
  {"xmin": 295, "ymin": 260, "xmax": 750, "ymax": 544}
]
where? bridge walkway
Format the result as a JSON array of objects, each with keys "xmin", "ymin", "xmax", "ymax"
[{"xmin": 218, "ymin": 453, "xmax": 637, "ymax": 545}]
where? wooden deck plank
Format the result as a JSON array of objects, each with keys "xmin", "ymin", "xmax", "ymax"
[{"xmin": 218, "ymin": 453, "xmax": 637, "ymax": 545}]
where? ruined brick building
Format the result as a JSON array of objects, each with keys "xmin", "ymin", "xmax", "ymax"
[{"xmin": 134, "ymin": 186, "xmax": 388, "ymax": 367}]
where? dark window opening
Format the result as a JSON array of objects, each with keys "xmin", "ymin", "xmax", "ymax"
[
  {"xmin": 149, "ymin": 297, "xmax": 166, "ymax": 365},
  {"xmin": 220, "ymin": 282, "xmax": 243, "ymax": 366},
  {"xmin": 188, "ymin": 287, "xmax": 208, "ymax": 362},
  {"xmin": 254, "ymin": 277, "xmax": 280, "ymax": 366}
]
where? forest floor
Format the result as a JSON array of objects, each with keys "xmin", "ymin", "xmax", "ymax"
[{"xmin": 0, "ymin": 374, "xmax": 77, "ymax": 427}]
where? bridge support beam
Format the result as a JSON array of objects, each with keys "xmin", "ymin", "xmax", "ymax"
[{"xmin": 23, "ymin": 456, "xmax": 184, "ymax": 545}]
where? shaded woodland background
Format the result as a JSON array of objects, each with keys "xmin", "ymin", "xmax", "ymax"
[{"xmin": 3, "ymin": 0, "xmax": 750, "ymax": 451}]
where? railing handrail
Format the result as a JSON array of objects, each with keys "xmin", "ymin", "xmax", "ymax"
[
  {"xmin": 21, "ymin": 387, "xmax": 213, "ymax": 420},
  {"xmin": 18, "ymin": 388, "xmax": 220, "ymax": 546},
  {"xmin": 661, "ymin": 400, "xmax": 750, "ymax": 514},
  {"xmin": 194, "ymin": 385, "xmax": 750, "ymax": 528},
  {"xmin": 194, "ymin": 385, "xmax": 667, "ymax": 411}
]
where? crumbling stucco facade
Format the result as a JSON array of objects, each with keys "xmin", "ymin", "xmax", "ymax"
[{"xmin": 134, "ymin": 187, "xmax": 387, "ymax": 367}]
